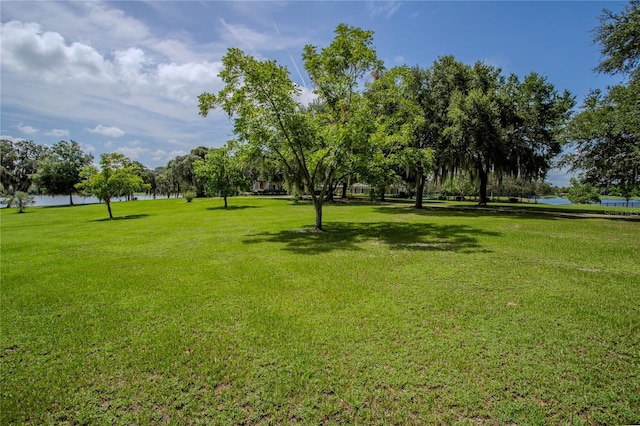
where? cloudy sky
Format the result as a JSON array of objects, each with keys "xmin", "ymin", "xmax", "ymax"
[{"xmin": 0, "ymin": 1, "xmax": 627, "ymax": 185}]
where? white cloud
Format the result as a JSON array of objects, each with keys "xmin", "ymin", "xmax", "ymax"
[
  {"xmin": 157, "ymin": 61, "xmax": 222, "ymax": 105},
  {"xmin": 218, "ymin": 19, "xmax": 304, "ymax": 52},
  {"xmin": 79, "ymin": 2, "xmax": 150, "ymax": 43},
  {"xmin": 16, "ymin": 123, "xmax": 39, "ymax": 135},
  {"xmin": 0, "ymin": 2, "xmax": 150, "ymax": 53},
  {"xmin": 114, "ymin": 47, "xmax": 151, "ymax": 87},
  {"xmin": 87, "ymin": 125, "xmax": 125, "ymax": 138},
  {"xmin": 115, "ymin": 146, "xmax": 149, "ymax": 160},
  {"xmin": 1, "ymin": 21, "xmax": 114, "ymax": 83},
  {"xmin": 83, "ymin": 144, "xmax": 96, "ymax": 153},
  {"xmin": 44, "ymin": 128, "xmax": 70, "ymax": 137},
  {"xmin": 294, "ymin": 86, "xmax": 318, "ymax": 106},
  {"xmin": 152, "ymin": 149, "xmax": 187, "ymax": 164},
  {"xmin": 368, "ymin": 1, "xmax": 402, "ymax": 18},
  {"xmin": 0, "ymin": 135, "xmax": 25, "ymax": 142}
]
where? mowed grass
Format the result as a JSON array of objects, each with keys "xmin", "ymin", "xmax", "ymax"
[{"xmin": 1, "ymin": 197, "xmax": 639, "ymax": 425}]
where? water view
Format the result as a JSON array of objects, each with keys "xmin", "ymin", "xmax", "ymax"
[
  {"xmin": 1, "ymin": 194, "xmax": 161, "ymax": 208},
  {"xmin": 538, "ymin": 197, "xmax": 640, "ymax": 207}
]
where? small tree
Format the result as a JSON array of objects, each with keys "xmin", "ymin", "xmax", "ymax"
[
  {"xmin": 567, "ymin": 178, "xmax": 601, "ymax": 204},
  {"xmin": 7, "ymin": 191, "xmax": 35, "ymax": 213},
  {"xmin": 194, "ymin": 143, "xmax": 249, "ymax": 208},
  {"xmin": 76, "ymin": 153, "xmax": 150, "ymax": 219}
]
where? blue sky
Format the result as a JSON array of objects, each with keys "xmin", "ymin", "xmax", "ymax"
[{"xmin": 0, "ymin": 1, "xmax": 627, "ymax": 186}]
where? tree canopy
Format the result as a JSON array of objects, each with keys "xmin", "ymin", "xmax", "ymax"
[
  {"xmin": 593, "ymin": 1, "xmax": 640, "ymax": 79},
  {"xmin": 194, "ymin": 143, "xmax": 249, "ymax": 208},
  {"xmin": 199, "ymin": 24, "xmax": 381, "ymax": 230},
  {"xmin": 1, "ymin": 139, "xmax": 49, "ymax": 194},
  {"xmin": 33, "ymin": 140, "xmax": 93, "ymax": 205},
  {"xmin": 564, "ymin": 83, "xmax": 640, "ymax": 203}
]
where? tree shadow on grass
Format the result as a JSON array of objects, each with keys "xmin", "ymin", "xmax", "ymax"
[
  {"xmin": 373, "ymin": 204, "xmax": 636, "ymax": 221},
  {"xmin": 91, "ymin": 214, "xmax": 150, "ymax": 222},
  {"xmin": 243, "ymin": 221, "xmax": 500, "ymax": 254},
  {"xmin": 205, "ymin": 205, "xmax": 262, "ymax": 211}
]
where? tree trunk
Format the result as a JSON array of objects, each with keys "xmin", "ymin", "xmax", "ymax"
[
  {"xmin": 314, "ymin": 199, "xmax": 323, "ymax": 231},
  {"xmin": 414, "ymin": 166, "xmax": 424, "ymax": 209},
  {"xmin": 478, "ymin": 168, "xmax": 488, "ymax": 206},
  {"xmin": 224, "ymin": 195, "xmax": 228, "ymax": 208},
  {"xmin": 106, "ymin": 199, "xmax": 113, "ymax": 219},
  {"xmin": 341, "ymin": 181, "xmax": 348, "ymax": 199},
  {"xmin": 69, "ymin": 193, "xmax": 74, "ymax": 206}
]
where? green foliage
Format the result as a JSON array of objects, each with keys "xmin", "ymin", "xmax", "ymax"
[
  {"xmin": 194, "ymin": 143, "xmax": 249, "ymax": 208},
  {"xmin": 75, "ymin": 152, "xmax": 150, "ymax": 219},
  {"xmin": 6, "ymin": 191, "xmax": 35, "ymax": 213},
  {"xmin": 0, "ymin": 139, "xmax": 49, "ymax": 193},
  {"xmin": 366, "ymin": 66, "xmax": 434, "ymax": 207},
  {"xmin": 183, "ymin": 191, "xmax": 196, "ymax": 202},
  {"xmin": 199, "ymin": 24, "xmax": 381, "ymax": 230},
  {"xmin": 33, "ymin": 140, "xmax": 93, "ymax": 204},
  {"xmin": 593, "ymin": 1, "xmax": 640, "ymax": 78},
  {"xmin": 444, "ymin": 62, "xmax": 573, "ymax": 206},
  {"xmin": 567, "ymin": 178, "xmax": 601, "ymax": 204},
  {"xmin": 564, "ymin": 82, "xmax": 640, "ymax": 199}
]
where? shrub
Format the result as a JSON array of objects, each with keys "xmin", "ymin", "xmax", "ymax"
[
  {"xmin": 567, "ymin": 178, "xmax": 600, "ymax": 204},
  {"xmin": 8, "ymin": 191, "xmax": 36, "ymax": 213},
  {"xmin": 184, "ymin": 191, "xmax": 196, "ymax": 203}
]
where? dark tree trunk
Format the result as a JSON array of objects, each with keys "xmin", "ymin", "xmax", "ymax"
[
  {"xmin": 106, "ymin": 199, "xmax": 113, "ymax": 219},
  {"xmin": 414, "ymin": 166, "xmax": 424, "ymax": 209},
  {"xmin": 478, "ymin": 167, "xmax": 488, "ymax": 206},
  {"xmin": 224, "ymin": 195, "xmax": 228, "ymax": 208},
  {"xmin": 69, "ymin": 193, "xmax": 74, "ymax": 206},
  {"xmin": 314, "ymin": 199, "xmax": 323, "ymax": 231},
  {"xmin": 341, "ymin": 181, "xmax": 348, "ymax": 199}
]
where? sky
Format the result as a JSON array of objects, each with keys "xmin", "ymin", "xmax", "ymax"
[{"xmin": 0, "ymin": 1, "xmax": 629, "ymax": 186}]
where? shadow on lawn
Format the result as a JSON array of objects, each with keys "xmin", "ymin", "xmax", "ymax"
[
  {"xmin": 243, "ymin": 221, "xmax": 499, "ymax": 254},
  {"xmin": 373, "ymin": 203, "xmax": 626, "ymax": 220},
  {"xmin": 205, "ymin": 205, "xmax": 261, "ymax": 211},
  {"xmin": 91, "ymin": 214, "xmax": 150, "ymax": 222}
]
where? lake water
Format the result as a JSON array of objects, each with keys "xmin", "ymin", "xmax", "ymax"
[
  {"xmin": 1, "ymin": 194, "xmax": 161, "ymax": 208},
  {"xmin": 538, "ymin": 197, "xmax": 640, "ymax": 207}
]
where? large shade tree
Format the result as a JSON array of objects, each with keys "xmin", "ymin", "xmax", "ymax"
[
  {"xmin": 503, "ymin": 73, "xmax": 575, "ymax": 183},
  {"xmin": 564, "ymin": 83, "xmax": 640, "ymax": 205},
  {"xmin": 33, "ymin": 140, "xmax": 93, "ymax": 205},
  {"xmin": 445, "ymin": 62, "xmax": 506, "ymax": 206},
  {"xmin": 563, "ymin": 1, "xmax": 640, "ymax": 204},
  {"xmin": 0, "ymin": 139, "xmax": 49, "ymax": 193},
  {"xmin": 593, "ymin": 1, "xmax": 640, "ymax": 79},
  {"xmin": 443, "ymin": 61, "xmax": 572, "ymax": 206},
  {"xmin": 199, "ymin": 24, "xmax": 381, "ymax": 230},
  {"xmin": 366, "ymin": 66, "xmax": 434, "ymax": 208}
]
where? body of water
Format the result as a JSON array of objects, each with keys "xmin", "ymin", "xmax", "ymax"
[
  {"xmin": 1, "ymin": 194, "xmax": 162, "ymax": 208},
  {"xmin": 538, "ymin": 197, "xmax": 640, "ymax": 207}
]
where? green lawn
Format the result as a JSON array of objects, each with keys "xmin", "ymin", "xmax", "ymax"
[{"xmin": 1, "ymin": 197, "xmax": 639, "ymax": 424}]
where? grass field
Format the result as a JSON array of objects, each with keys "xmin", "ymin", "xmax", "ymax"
[{"xmin": 1, "ymin": 197, "xmax": 639, "ymax": 424}]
